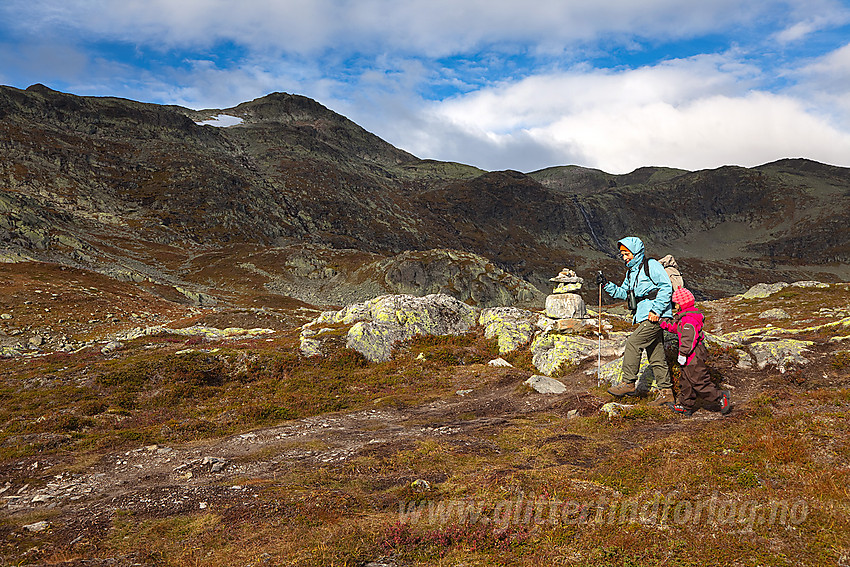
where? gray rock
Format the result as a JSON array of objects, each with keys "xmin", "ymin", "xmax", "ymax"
[
  {"xmin": 758, "ymin": 308, "xmax": 790, "ymax": 320},
  {"xmin": 101, "ymin": 341, "xmax": 123, "ymax": 354},
  {"xmin": 0, "ymin": 313, "xmax": 12, "ymax": 320},
  {"xmin": 544, "ymin": 293, "xmax": 587, "ymax": 319},
  {"xmin": 525, "ymin": 375, "xmax": 567, "ymax": 394},
  {"xmin": 343, "ymin": 294, "xmax": 478, "ymax": 362},
  {"xmin": 28, "ymin": 335, "xmax": 45, "ymax": 347},
  {"xmin": 748, "ymin": 339, "xmax": 813, "ymax": 372},
  {"xmin": 735, "ymin": 349, "xmax": 753, "ymax": 369},
  {"xmin": 742, "ymin": 282, "xmax": 789, "ymax": 299},
  {"xmin": 600, "ymin": 402, "xmax": 634, "ymax": 418},
  {"xmin": 791, "ymin": 280, "xmax": 829, "ymax": 288},
  {"xmin": 23, "ymin": 520, "xmax": 50, "ymax": 533},
  {"xmin": 479, "ymin": 307, "xmax": 537, "ymax": 354}
]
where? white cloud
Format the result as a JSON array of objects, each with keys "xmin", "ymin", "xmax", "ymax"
[
  {"xmin": 395, "ymin": 55, "xmax": 850, "ymax": 173},
  {"xmin": 1, "ymin": 0, "xmax": 813, "ymax": 55}
]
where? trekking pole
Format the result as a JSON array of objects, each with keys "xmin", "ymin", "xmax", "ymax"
[{"xmin": 597, "ymin": 279, "xmax": 603, "ymax": 387}]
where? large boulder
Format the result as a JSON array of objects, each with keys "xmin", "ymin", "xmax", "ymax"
[
  {"xmin": 479, "ymin": 307, "xmax": 537, "ymax": 354},
  {"xmin": 308, "ymin": 294, "xmax": 478, "ymax": 362},
  {"xmin": 346, "ymin": 294, "xmax": 478, "ymax": 362}
]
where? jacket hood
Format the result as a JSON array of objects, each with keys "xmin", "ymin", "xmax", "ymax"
[{"xmin": 618, "ymin": 236, "xmax": 645, "ymax": 268}]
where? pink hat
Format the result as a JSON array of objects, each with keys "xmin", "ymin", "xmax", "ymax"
[{"xmin": 672, "ymin": 287, "xmax": 695, "ymax": 309}]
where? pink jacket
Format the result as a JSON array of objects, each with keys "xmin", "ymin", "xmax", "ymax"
[{"xmin": 659, "ymin": 308, "xmax": 704, "ymax": 365}]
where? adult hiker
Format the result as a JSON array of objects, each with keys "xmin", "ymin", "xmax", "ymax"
[{"xmin": 595, "ymin": 236, "xmax": 674, "ymax": 407}]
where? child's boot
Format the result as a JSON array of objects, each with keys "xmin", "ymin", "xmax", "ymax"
[
  {"xmin": 719, "ymin": 391, "xmax": 732, "ymax": 415},
  {"xmin": 671, "ymin": 403, "xmax": 695, "ymax": 417}
]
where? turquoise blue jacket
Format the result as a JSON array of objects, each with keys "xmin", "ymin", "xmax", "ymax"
[{"xmin": 603, "ymin": 236, "xmax": 673, "ymax": 323}]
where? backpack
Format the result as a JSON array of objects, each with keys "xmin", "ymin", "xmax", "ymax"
[
  {"xmin": 635, "ymin": 256, "xmax": 678, "ymax": 290},
  {"xmin": 657, "ymin": 255, "xmax": 684, "ymax": 290}
]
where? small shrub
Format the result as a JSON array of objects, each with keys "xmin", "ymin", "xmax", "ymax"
[
  {"xmin": 831, "ymin": 351, "xmax": 850, "ymax": 370},
  {"xmin": 250, "ymin": 405, "xmax": 297, "ymax": 424},
  {"xmin": 81, "ymin": 400, "xmax": 108, "ymax": 416}
]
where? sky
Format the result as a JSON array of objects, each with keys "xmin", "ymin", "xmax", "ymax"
[{"xmin": 2, "ymin": 1, "xmax": 850, "ymax": 174}]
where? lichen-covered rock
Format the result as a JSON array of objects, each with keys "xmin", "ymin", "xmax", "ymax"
[
  {"xmin": 742, "ymin": 282, "xmax": 789, "ymax": 299},
  {"xmin": 544, "ymin": 293, "xmax": 586, "ymax": 319},
  {"xmin": 747, "ymin": 339, "xmax": 814, "ymax": 372},
  {"xmin": 530, "ymin": 332, "xmax": 598, "ymax": 376},
  {"xmin": 525, "ymin": 375, "xmax": 567, "ymax": 394},
  {"xmin": 759, "ymin": 308, "xmax": 790, "ymax": 320},
  {"xmin": 791, "ymin": 280, "xmax": 829, "ymax": 288},
  {"xmin": 341, "ymin": 294, "xmax": 478, "ymax": 362},
  {"xmin": 115, "ymin": 325, "xmax": 274, "ymax": 342},
  {"xmin": 299, "ymin": 335, "xmax": 323, "ymax": 357},
  {"xmin": 600, "ymin": 402, "xmax": 634, "ymax": 418},
  {"xmin": 479, "ymin": 307, "xmax": 536, "ymax": 354},
  {"xmin": 593, "ymin": 355, "xmax": 654, "ymax": 389}
]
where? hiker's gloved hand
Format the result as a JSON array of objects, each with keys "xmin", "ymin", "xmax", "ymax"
[
  {"xmin": 595, "ymin": 271, "xmax": 607, "ymax": 286},
  {"xmin": 677, "ymin": 354, "xmax": 687, "ymax": 365}
]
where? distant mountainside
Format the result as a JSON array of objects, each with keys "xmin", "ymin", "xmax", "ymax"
[{"xmin": 1, "ymin": 83, "xmax": 849, "ymax": 308}]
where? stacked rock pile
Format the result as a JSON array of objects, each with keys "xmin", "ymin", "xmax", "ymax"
[{"xmin": 542, "ymin": 268, "xmax": 590, "ymax": 331}]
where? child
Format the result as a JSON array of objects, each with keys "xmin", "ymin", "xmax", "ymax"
[{"xmin": 659, "ymin": 288, "xmax": 731, "ymax": 416}]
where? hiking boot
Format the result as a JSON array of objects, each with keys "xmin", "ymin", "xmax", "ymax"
[
  {"xmin": 719, "ymin": 390, "xmax": 732, "ymax": 415},
  {"xmin": 648, "ymin": 388, "xmax": 674, "ymax": 407},
  {"xmin": 671, "ymin": 403, "xmax": 694, "ymax": 417},
  {"xmin": 607, "ymin": 381, "xmax": 637, "ymax": 397}
]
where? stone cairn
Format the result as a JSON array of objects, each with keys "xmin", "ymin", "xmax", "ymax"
[{"xmin": 542, "ymin": 268, "xmax": 589, "ymax": 330}]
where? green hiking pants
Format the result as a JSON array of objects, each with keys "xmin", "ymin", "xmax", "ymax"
[{"xmin": 622, "ymin": 320, "xmax": 671, "ymax": 390}]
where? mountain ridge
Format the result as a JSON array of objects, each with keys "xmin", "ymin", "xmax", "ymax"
[{"xmin": 2, "ymin": 83, "xmax": 849, "ymax": 309}]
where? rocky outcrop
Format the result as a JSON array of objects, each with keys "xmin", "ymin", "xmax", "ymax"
[
  {"xmin": 373, "ymin": 249, "xmax": 543, "ymax": 308},
  {"xmin": 479, "ymin": 307, "xmax": 538, "ymax": 354},
  {"xmin": 302, "ymin": 294, "xmax": 478, "ymax": 362}
]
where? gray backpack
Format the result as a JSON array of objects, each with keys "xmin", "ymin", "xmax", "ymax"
[{"xmin": 658, "ymin": 255, "xmax": 684, "ymax": 290}]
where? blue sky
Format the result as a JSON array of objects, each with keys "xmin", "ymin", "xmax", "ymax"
[{"xmin": 2, "ymin": 0, "xmax": 850, "ymax": 174}]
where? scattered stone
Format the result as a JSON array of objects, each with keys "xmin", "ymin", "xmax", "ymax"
[
  {"xmin": 410, "ymin": 479, "xmax": 431, "ymax": 493},
  {"xmin": 735, "ymin": 349, "xmax": 753, "ymax": 369},
  {"xmin": 600, "ymin": 402, "xmax": 634, "ymax": 418},
  {"xmin": 566, "ymin": 409, "xmax": 579, "ymax": 419},
  {"xmin": 101, "ymin": 341, "xmax": 123, "ymax": 355},
  {"xmin": 742, "ymin": 282, "xmax": 789, "ymax": 299},
  {"xmin": 202, "ymin": 457, "xmax": 228, "ymax": 473},
  {"xmin": 23, "ymin": 520, "xmax": 49, "ymax": 533},
  {"xmin": 456, "ymin": 389, "xmax": 473, "ymax": 396},
  {"xmin": 546, "ymin": 317, "xmax": 595, "ymax": 332},
  {"xmin": 488, "ymin": 357, "xmax": 513, "ymax": 367},
  {"xmin": 299, "ymin": 335, "xmax": 323, "ymax": 357},
  {"xmin": 0, "ymin": 313, "xmax": 12, "ymax": 320},
  {"xmin": 759, "ymin": 308, "xmax": 790, "ymax": 320},
  {"xmin": 28, "ymin": 335, "xmax": 45, "ymax": 347},
  {"xmin": 525, "ymin": 375, "xmax": 567, "ymax": 394}
]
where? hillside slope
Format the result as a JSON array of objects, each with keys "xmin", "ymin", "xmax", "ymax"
[{"xmin": 2, "ymin": 84, "xmax": 849, "ymax": 307}]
